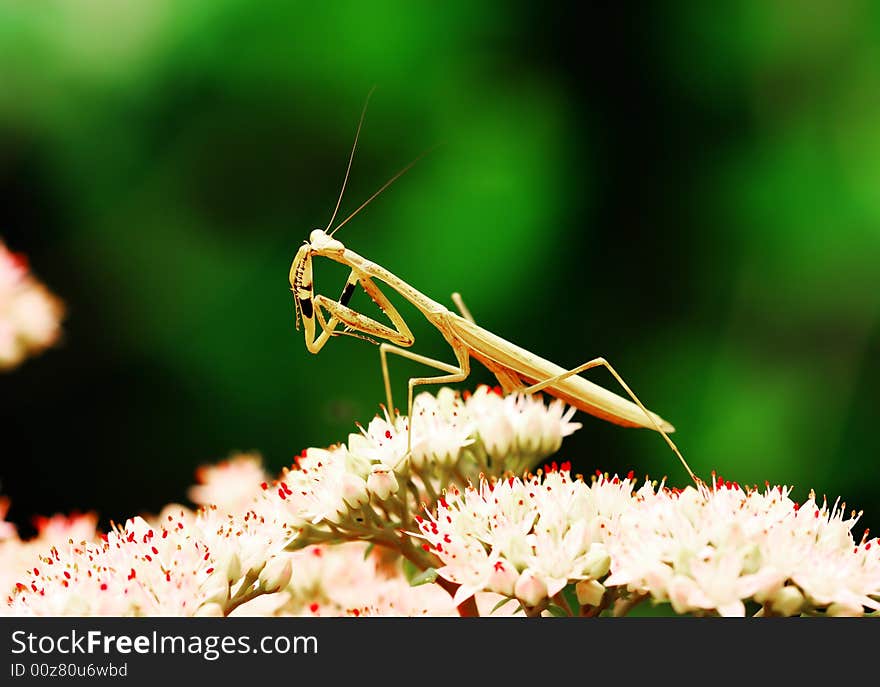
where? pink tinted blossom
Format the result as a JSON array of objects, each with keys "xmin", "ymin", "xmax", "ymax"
[{"xmin": 0, "ymin": 241, "xmax": 63, "ymax": 370}]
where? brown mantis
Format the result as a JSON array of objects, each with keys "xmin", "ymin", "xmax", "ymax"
[{"xmin": 289, "ymin": 97, "xmax": 698, "ymax": 484}]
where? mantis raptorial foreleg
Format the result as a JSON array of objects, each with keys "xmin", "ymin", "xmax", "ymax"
[
  {"xmin": 309, "ymin": 271, "xmax": 361, "ymax": 351},
  {"xmin": 314, "ymin": 272, "xmax": 414, "ymax": 347},
  {"xmin": 520, "ymin": 357, "xmax": 696, "ymax": 483},
  {"xmin": 378, "ymin": 342, "xmax": 470, "ymax": 453},
  {"xmin": 316, "ymin": 296, "xmax": 407, "ymax": 344}
]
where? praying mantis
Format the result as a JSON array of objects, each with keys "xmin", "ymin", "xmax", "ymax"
[{"xmin": 289, "ymin": 96, "xmax": 697, "ymax": 484}]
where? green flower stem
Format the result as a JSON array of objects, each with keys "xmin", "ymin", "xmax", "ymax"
[
  {"xmin": 452, "ymin": 466, "xmax": 469, "ymax": 489},
  {"xmin": 412, "ymin": 464, "xmax": 439, "ymax": 503},
  {"xmin": 552, "ymin": 592, "xmax": 574, "ymax": 617},
  {"xmin": 405, "ymin": 478, "xmax": 424, "ymax": 515},
  {"xmin": 580, "ymin": 590, "xmax": 609, "ymax": 617},
  {"xmin": 523, "ymin": 600, "xmax": 548, "ymax": 618},
  {"xmin": 612, "ymin": 592, "xmax": 646, "ymax": 617}
]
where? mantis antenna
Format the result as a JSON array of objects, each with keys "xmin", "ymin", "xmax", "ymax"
[
  {"xmin": 329, "ymin": 144, "xmax": 441, "ymax": 237},
  {"xmin": 325, "ymin": 86, "xmax": 376, "ymax": 231}
]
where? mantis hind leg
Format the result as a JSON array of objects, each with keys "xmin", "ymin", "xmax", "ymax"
[
  {"xmin": 520, "ymin": 357, "xmax": 699, "ymax": 485},
  {"xmin": 485, "ymin": 364, "xmax": 526, "ymax": 394},
  {"xmin": 378, "ymin": 343, "xmax": 470, "ymax": 454}
]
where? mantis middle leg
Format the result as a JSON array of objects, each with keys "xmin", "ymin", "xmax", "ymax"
[{"xmin": 378, "ymin": 342, "xmax": 470, "ymax": 454}]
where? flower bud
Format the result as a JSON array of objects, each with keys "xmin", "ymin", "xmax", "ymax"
[
  {"xmin": 194, "ymin": 602, "xmax": 225, "ymax": 617},
  {"xmin": 741, "ymin": 543, "xmax": 762, "ymax": 575},
  {"xmin": 487, "ymin": 560, "xmax": 519, "ymax": 597},
  {"xmin": 341, "ymin": 472, "xmax": 369, "ymax": 509},
  {"xmin": 436, "ymin": 386, "xmax": 458, "ymax": 409},
  {"xmin": 226, "ymin": 552, "xmax": 242, "ymax": 583},
  {"xmin": 667, "ymin": 576, "xmax": 695, "ymax": 615},
  {"xmin": 769, "ymin": 586, "xmax": 803, "ymax": 617},
  {"xmin": 518, "ymin": 406, "xmax": 546, "ymax": 454},
  {"xmin": 826, "ymin": 602, "xmax": 862, "ymax": 617},
  {"xmin": 367, "ymin": 463, "xmax": 399, "ymax": 501},
  {"xmin": 342, "ymin": 442, "xmax": 371, "ymax": 477},
  {"xmin": 434, "ymin": 440, "xmax": 460, "ymax": 468},
  {"xmin": 259, "ymin": 555, "xmax": 293, "ymax": 593},
  {"xmin": 480, "ymin": 416, "xmax": 514, "ymax": 458},
  {"xmin": 410, "ymin": 441, "xmax": 430, "ymax": 469},
  {"xmin": 576, "ymin": 579, "xmax": 605, "ymax": 607},
  {"xmin": 583, "ymin": 545, "xmax": 611, "ymax": 580},
  {"xmin": 514, "ymin": 568, "xmax": 548, "ymax": 607},
  {"xmin": 321, "ymin": 507, "xmax": 345, "ymax": 525},
  {"xmin": 201, "ymin": 579, "xmax": 230, "ymax": 606}
]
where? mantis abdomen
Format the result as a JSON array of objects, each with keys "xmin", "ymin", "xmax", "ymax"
[{"xmin": 448, "ymin": 315, "xmax": 675, "ymax": 433}]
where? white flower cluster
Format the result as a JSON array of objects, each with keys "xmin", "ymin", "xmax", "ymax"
[
  {"xmin": 183, "ymin": 455, "xmax": 514, "ymax": 617},
  {"xmin": 3, "ymin": 387, "xmax": 879, "ymax": 617},
  {"xmin": 418, "ymin": 471, "xmax": 880, "ymax": 616},
  {"xmin": 6, "ymin": 504, "xmax": 295, "ymax": 617},
  {"xmin": 416, "ymin": 467, "xmax": 628, "ymax": 611},
  {"xmin": 606, "ymin": 478, "xmax": 880, "ymax": 617},
  {"xmin": 1, "ymin": 442, "xmax": 523, "ymax": 617},
  {"xmin": 0, "ymin": 388, "xmax": 581, "ymax": 616},
  {"xmin": 0, "ymin": 501, "xmax": 101, "ymax": 604},
  {"xmin": 242, "ymin": 543, "xmax": 456, "ymax": 617},
  {"xmin": 0, "ymin": 241, "xmax": 63, "ymax": 370},
  {"xmin": 261, "ymin": 386, "xmax": 580, "ymax": 544}
]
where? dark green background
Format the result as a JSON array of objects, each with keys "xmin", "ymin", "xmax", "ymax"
[{"xmin": 2, "ymin": 2, "xmax": 878, "ymax": 537}]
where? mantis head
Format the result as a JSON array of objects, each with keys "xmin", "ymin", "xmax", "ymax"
[
  {"xmin": 289, "ymin": 230, "xmax": 345, "ymax": 335},
  {"xmin": 308, "ymin": 229, "xmax": 345, "ymax": 255}
]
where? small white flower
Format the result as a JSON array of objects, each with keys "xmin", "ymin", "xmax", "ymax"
[
  {"xmin": 187, "ymin": 453, "xmax": 267, "ymax": 512},
  {"xmin": 259, "ymin": 556, "xmax": 293, "ymax": 593},
  {"xmin": 768, "ymin": 586, "xmax": 804, "ymax": 617},
  {"xmin": 340, "ymin": 472, "xmax": 370, "ymax": 509},
  {"xmin": 514, "ymin": 569, "xmax": 548, "ymax": 607},
  {"xmin": 486, "ymin": 559, "xmax": 519, "ymax": 597},
  {"xmin": 576, "ymin": 579, "xmax": 605, "ymax": 607},
  {"xmin": 366, "ymin": 463, "xmax": 399, "ymax": 501},
  {"xmin": 194, "ymin": 603, "xmax": 225, "ymax": 617},
  {"xmin": 583, "ymin": 544, "xmax": 611, "ymax": 580}
]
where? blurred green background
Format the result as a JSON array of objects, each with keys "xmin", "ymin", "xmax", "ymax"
[{"xmin": 1, "ymin": 1, "xmax": 878, "ymax": 536}]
